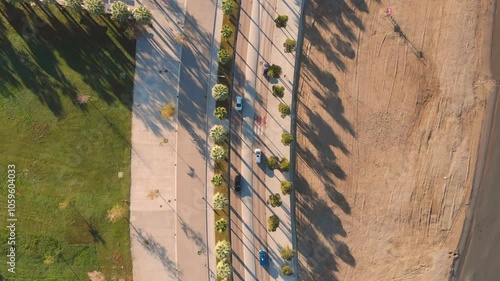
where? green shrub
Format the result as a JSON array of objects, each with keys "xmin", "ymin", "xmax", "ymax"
[
  {"xmin": 279, "ymin": 158, "xmax": 290, "ymax": 172},
  {"xmin": 279, "ymin": 103, "xmax": 291, "ymax": 118},
  {"xmin": 266, "ymin": 156, "xmax": 280, "ymax": 170},
  {"xmin": 281, "ymin": 132, "xmax": 293, "ymax": 145},
  {"xmin": 267, "ymin": 215, "xmax": 280, "ymax": 232},
  {"xmin": 268, "ymin": 193, "xmax": 282, "ymax": 207},
  {"xmin": 267, "ymin": 64, "xmax": 282, "ymax": 79},
  {"xmin": 272, "ymin": 85, "xmax": 285, "ymax": 98},
  {"xmin": 281, "ymin": 181, "xmax": 292, "ymax": 195},
  {"xmin": 281, "ymin": 263, "xmax": 294, "ymax": 276},
  {"xmin": 284, "ymin": 38, "xmax": 297, "ymax": 53},
  {"xmin": 280, "ymin": 246, "xmax": 297, "ymax": 261},
  {"xmin": 275, "ymin": 15, "xmax": 289, "ymax": 28}
]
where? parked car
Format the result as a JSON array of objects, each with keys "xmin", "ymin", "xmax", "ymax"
[
  {"xmin": 254, "ymin": 149, "xmax": 262, "ymax": 163},
  {"xmin": 234, "ymin": 175, "xmax": 242, "ymax": 192},
  {"xmin": 236, "ymin": 95, "xmax": 243, "ymax": 111},
  {"xmin": 259, "ymin": 249, "xmax": 268, "ymax": 266}
]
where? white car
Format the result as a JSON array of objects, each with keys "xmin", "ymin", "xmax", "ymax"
[
  {"xmin": 254, "ymin": 149, "xmax": 262, "ymax": 163},
  {"xmin": 236, "ymin": 95, "xmax": 243, "ymax": 111}
]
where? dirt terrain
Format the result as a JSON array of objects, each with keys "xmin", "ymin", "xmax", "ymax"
[{"xmin": 295, "ymin": 0, "xmax": 491, "ymax": 280}]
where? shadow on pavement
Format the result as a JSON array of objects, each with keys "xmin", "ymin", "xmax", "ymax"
[{"xmin": 131, "ymin": 226, "xmax": 179, "ymax": 279}]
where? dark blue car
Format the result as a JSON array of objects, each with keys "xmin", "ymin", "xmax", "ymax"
[
  {"xmin": 263, "ymin": 63, "xmax": 270, "ymax": 80},
  {"xmin": 259, "ymin": 249, "xmax": 268, "ymax": 266}
]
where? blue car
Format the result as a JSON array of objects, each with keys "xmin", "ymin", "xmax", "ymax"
[
  {"xmin": 263, "ymin": 63, "xmax": 270, "ymax": 80},
  {"xmin": 259, "ymin": 249, "xmax": 268, "ymax": 266}
]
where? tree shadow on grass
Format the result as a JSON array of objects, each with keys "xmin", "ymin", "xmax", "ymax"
[
  {"xmin": 68, "ymin": 203, "xmax": 106, "ymax": 246},
  {"xmin": 0, "ymin": 2, "xmax": 135, "ymax": 116}
]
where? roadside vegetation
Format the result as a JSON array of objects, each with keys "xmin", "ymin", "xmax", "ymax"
[
  {"xmin": 212, "ymin": 0, "xmax": 241, "ymax": 279},
  {"xmin": 0, "ymin": 1, "xmax": 136, "ymax": 279}
]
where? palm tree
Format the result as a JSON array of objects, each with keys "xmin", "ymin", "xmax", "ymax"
[
  {"xmin": 210, "ymin": 125, "xmax": 228, "ymax": 144},
  {"xmin": 86, "ymin": 0, "xmax": 105, "ymax": 16},
  {"xmin": 217, "ymin": 259, "xmax": 232, "ymax": 278},
  {"xmin": 214, "ymin": 107, "xmax": 227, "ymax": 120},
  {"xmin": 213, "ymin": 192, "xmax": 229, "ymax": 209},
  {"xmin": 215, "ymin": 218, "xmax": 228, "ymax": 233},
  {"xmin": 218, "ymin": 49, "xmax": 231, "ymax": 65},
  {"xmin": 211, "ymin": 145, "xmax": 227, "ymax": 162},
  {"xmin": 211, "ymin": 174, "xmax": 224, "ymax": 187},
  {"xmin": 212, "ymin": 84, "xmax": 229, "ymax": 101},
  {"xmin": 221, "ymin": 0, "xmax": 234, "ymax": 15},
  {"xmin": 215, "ymin": 240, "xmax": 231, "ymax": 259},
  {"xmin": 66, "ymin": 0, "xmax": 84, "ymax": 12},
  {"xmin": 134, "ymin": 5, "xmax": 153, "ymax": 25},
  {"xmin": 111, "ymin": 1, "xmax": 130, "ymax": 22},
  {"xmin": 221, "ymin": 25, "xmax": 233, "ymax": 40}
]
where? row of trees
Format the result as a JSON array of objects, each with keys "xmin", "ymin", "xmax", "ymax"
[
  {"xmin": 213, "ymin": 3, "xmax": 234, "ymax": 275},
  {"xmin": 268, "ymin": 14, "xmax": 298, "ymax": 276},
  {"xmin": 65, "ymin": 0, "xmax": 152, "ymax": 24},
  {"xmin": 212, "ymin": 84, "xmax": 229, "ymax": 120},
  {"xmin": 218, "ymin": 0, "xmax": 236, "ymax": 65}
]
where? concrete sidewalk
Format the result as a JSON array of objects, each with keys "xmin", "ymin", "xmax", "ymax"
[
  {"xmin": 130, "ymin": 0, "xmax": 224, "ymax": 279},
  {"xmin": 261, "ymin": 0, "xmax": 303, "ymax": 278},
  {"xmin": 129, "ymin": 0, "xmax": 186, "ymax": 279}
]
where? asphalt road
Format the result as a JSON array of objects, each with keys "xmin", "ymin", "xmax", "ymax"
[
  {"xmin": 454, "ymin": 1, "xmax": 500, "ymax": 280},
  {"xmin": 456, "ymin": 87, "xmax": 500, "ymax": 281},
  {"xmin": 230, "ymin": 0, "xmax": 276, "ymax": 279}
]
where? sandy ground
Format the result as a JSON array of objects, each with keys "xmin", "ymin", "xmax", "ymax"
[{"xmin": 295, "ymin": 0, "xmax": 490, "ymax": 280}]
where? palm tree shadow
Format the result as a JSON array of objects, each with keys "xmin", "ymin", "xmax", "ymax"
[
  {"xmin": 131, "ymin": 226, "xmax": 180, "ymax": 278},
  {"xmin": 180, "ymin": 220, "xmax": 207, "ymax": 254}
]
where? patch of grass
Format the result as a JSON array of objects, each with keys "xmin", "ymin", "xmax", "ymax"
[
  {"xmin": 0, "ymin": 2, "xmax": 135, "ymax": 279},
  {"xmin": 160, "ymin": 102, "xmax": 176, "ymax": 120}
]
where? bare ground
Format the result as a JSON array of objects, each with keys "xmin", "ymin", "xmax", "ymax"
[{"xmin": 295, "ymin": 0, "xmax": 490, "ymax": 280}]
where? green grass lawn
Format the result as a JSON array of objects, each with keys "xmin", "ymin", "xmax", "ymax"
[{"xmin": 0, "ymin": 2, "xmax": 135, "ymax": 280}]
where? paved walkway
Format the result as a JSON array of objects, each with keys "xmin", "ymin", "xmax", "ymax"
[
  {"xmin": 129, "ymin": 0, "xmax": 221, "ymax": 279},
  {"xmin": 129, "ymin": 0, "xmax": 185, "ymax": 279}
]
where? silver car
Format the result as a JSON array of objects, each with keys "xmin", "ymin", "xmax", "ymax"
[{"xmin": 254, "ymin": 149, "xmax": 262, "ymax": 163}]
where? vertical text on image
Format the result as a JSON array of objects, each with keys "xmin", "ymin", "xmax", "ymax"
[{"xmin": 6, "ymin": 164, "xmax": 16, "ymax": 274}]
